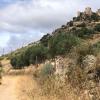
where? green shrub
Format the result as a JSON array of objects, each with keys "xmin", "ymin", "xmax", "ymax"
[
  {"xmin": 40, "ymin": 34, "xmax": 52, "ymax": 47},
  {"xmin": 0, "ymin": 62, "xmax": 2, "ymax": 67},
  {"xmin": 0, "ymin": 57, "xmax": 4, "ymax": 61},
  {"xmin": 10, "ymin": 57, "xmax": 17, "ymax": 68},
  {"xmin": 49, "ymin": 33, "xmax": 82, "ymax": 57},
  {"xmin": 90, "ymin": 41, "xmax": 100, "ymax": 55},
  {"xmin": 91, "ymin": 13, "xmax": 100, "ymax": 21},
  {"xmin": 40, "ymin": 63, "xmax": 54, "ymax": 78},
  {"xmin": 94, "ymin": 24, "xmax": 100, "ymax": 32},
  {"xmin": 29, "ymin": 44, "xmax": 49, "ymax": 64},
  {"xmin": 10, "ymin": 44, "xmax": 49, "ymax": 68},
  {"xmin": 10, "ymin": 54, "xmax": 25, "ymax": 69},
  {"xmin": 70, "ymin": 43, "xmax": 93, "ymax": 65},
  {"xmin": 77, "ymin": 43, "xmax": 92, "ymax": 56},
  {"xmin": 75, "ymin": 27, "xmax": 94, "ymax": 39}
]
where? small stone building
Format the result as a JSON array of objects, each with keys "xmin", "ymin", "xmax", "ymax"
[
  {"xmin": 84, "ymin": 7, "xmax": 92, "ymax": 16},
  {"xmin": 77, "ymin": 11, "xmax": 81, "ymax": 17},
  {"xmin": 97, "ymin": 9, "xmax": 100, "ymax": 16}
]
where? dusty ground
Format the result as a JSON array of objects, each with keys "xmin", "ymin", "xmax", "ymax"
[
  {"xmin": 0, "ymin": 67, "xmax": 34, "ymax": 100},
  {"xmin": 0, "ymin": 66, "xmax": 49, "ymax": 100},
  {"xmin": 0, "ymin": 75, "xmax": 20, "ymax": 100}
]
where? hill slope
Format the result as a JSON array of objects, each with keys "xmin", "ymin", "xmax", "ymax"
[{"xmin": 0, "ymin": 7, "xmax": 100, "ymax": 100}]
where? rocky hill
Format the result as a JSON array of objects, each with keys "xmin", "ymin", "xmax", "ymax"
[
  {"xmin": 0, "ymin": 7, "xmax": 100, "ymax": 66},
  {"xmin": 0, "ymin": 7, "xmax": 100, "ymax": 100},
  {"xmin": 52, "ymin": 7, "xmax": 100, "ymax": 35}
]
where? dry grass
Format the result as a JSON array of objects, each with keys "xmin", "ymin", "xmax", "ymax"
[
  {"xmin": 36, "ymin": 74, "xmax": 100, "ymax": 100},
  {"xmin": 1, "ymin": 60, "xmax": 100, "ymax": 100},
  {"xmin": 33, "ymin": 61, "xmax": 100, "ymax": 100},
  {"xmin": 17, "ymin": 75, "xmax": 52, "ymax": 100}
]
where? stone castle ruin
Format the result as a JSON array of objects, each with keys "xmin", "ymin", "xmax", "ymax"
[
  {"xmin": 97, "ymin": 9, "xmax": 100, "ymax": 16},
  {"xmin": 84, "ymin": 7, "xmax": 92, "ymax": 16},
  {"xmin": 77, "ymin": 7, "xmax": 100, "ymax": 17}
]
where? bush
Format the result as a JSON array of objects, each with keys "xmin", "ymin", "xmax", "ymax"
[
  {"xmin": 49, "ymin": 33, "xmax": 82, "ymax": 57},
  {"xmin": 0, "ymin": 62, "xmax": 2, "ymax": 67},
  {"xmin": 10, "ymin": 44, "xmax": 49, "ymax": 68},
  {"xmin": 0, "ymin": 57, "xmax": 4, "ymax": 61},
  {"xmin": 10, "ymin": 57, "xmax": 17, "ymax": 68},
  {"xmin": 75, "ymin": 27, "xmax": 94, "ymax": 39},
  {"xmin": 77, "ymin": 43, "xmax": 92, "ymax": 56},
  {"xmin": 29, "ymin": 44, "xmax": 49, "ymax": 64},
  {"xmin": 40, "ymin": 63, "xmax": 54, "ymax": 78},
  {"xmin": 90, "ymin": 41, "xmax": 100, "ymax": 55},
  {"xmin": 94, "ymin": 24, "xmax": 100, "ymax": 32},
  {"xmin": 40, "ymin": 34, "xmax": 52, "ymax": 47},
  {"xmin": 10, "ymin": 54, "xmax": 25, "ymax": 69},
  {"xmin": 91, "ymin": 13, "xmax": 100, "ymax": 21}
]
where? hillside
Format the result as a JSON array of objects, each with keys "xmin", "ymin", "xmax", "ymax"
[
  {"xmin": 0, "ymin": 7, "xmax": 100, "ymax": 100},
  {"xmin": 3, "ymin": 7, "xmax": 99, "ymax": 68}
]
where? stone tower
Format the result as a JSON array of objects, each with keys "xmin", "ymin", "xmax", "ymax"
[
  {"xmin": 84, "ymin": 7, "xmax": 92, "ymax": 16},
  {"xmin": 97, "ymin": 9, "xmax": 100, "ymax": 16},
  {"xmin": 77, "ymin": 11, "xmax": 81, "ymax": 17}
]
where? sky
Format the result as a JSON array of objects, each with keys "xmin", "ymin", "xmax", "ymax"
[{"xmin": 0, "ymin": 0, "xmax": 100, "ymax": 55}]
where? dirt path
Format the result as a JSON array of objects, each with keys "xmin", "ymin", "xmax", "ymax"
[
  {"xmin": 0, "ymin": 75, "xmax": 19, "ymax": 100},
  {"xmin": 0, "ymin": 69, "xmax": 46, "ymax": 100},
  {"xmin": 0, "ymin": 66, "xmax": 53, "ymax": 100}
]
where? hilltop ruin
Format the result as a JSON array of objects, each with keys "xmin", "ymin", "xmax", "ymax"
[
  {"xmin": 52, "ymin": 7, "xmax": 100, "ymax": 35},
  {"xmin": 77, "ymin": 7, "xmax": 100, "ymax": 17}
]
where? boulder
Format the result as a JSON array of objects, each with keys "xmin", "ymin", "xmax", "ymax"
[
  {"xmin": 82, "ymin": 55, "xmax": 97, "ymax": 73},
  {"xmin": 55, "ymin": 57, "xmax": 73, "ymax": 76}
]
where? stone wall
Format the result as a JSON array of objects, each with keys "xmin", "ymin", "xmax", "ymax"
[
  {"xmin": 84, "ymin": 7, "xmax": 92, "ymax": 16},
  {"xmin": 97, "ymin": 9, "xmax": 100, "ymax": 16}
]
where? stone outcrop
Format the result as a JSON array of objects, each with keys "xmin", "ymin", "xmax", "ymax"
[
  {"xmin": 82, "ymin": 55, "xmax": 97, "ymax": 73},
  {"xmin": 53, "ymin": 7, "xmax": 100, "ymax": 36},
  {"xmin": 55, "ymin": 57, "xmax": 73, "ymax": 75},
  {"xmin": 55, "ymin": 56, "xmax": 66, "ymax": 75},
  {"xmin": 82, "ymin": 55, "xmax": 100, "ymax": 100}
]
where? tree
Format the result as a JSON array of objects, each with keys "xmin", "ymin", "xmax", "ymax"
[
  {"xmin": 75, "ymin": 27, "xmax": 94, "ymax": 38},
  {"xmin": 40, "ymin": 34, "xmax": 52, "ymax": 47},
  {"xmin": 94, "ymin": 24, "xmax": 100, "ymax": 32},
  {"xmin": 49, "ymin": 33, "xmax": 81, "ymax": 57},
  {"xmin": 29, "ymin": 44, "xmax": 49, "ymax": 64}
]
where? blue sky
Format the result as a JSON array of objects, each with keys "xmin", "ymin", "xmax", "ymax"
[{"xmin": 0, "ymin": 0, "xmax": 100, "ymax": 55}]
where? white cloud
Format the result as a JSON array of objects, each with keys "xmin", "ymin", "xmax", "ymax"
[
  {"xmin": 0, "ymin": 0, "xmax": 99, "ymax": 34},
  {"xmin": 0, "ymin": 0, "xmax": 78, "ymax": 33},
  {"xmin": 0, "ymin": 33, "xmax": 10, "ymax": 47},
  {"xmin": 0, "ymin": 0, "xmax": 100, "ymax": 55}
]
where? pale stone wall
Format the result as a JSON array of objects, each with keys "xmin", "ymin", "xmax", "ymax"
[
  {"xmin": 84, "ymin": 7, "xmax": 92, "ymax": 16},
  {"xmin": 54, "ymin": 56, "xmax": 73, "ymax": 76},
  {"xmin": 82, "ymin": 55, "xmax": 97, "ymax": 73},
  {"xmin": 97, "ymin": 9, "xmax": 100, "ymax": 16},
  {"xmin": 77, "ymin": 11, "xmax": 81, "ymax": 17}
]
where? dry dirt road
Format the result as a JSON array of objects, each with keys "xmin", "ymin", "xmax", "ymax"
[
  {"xmin": 0, "ymin": 67, "xmax": 33, "ymax": 100},
  {"xmin": 0, "ymin": 75, "xmax": 20, "ymax": 100},
  {"xmin": 0, "ymin": 68, "xmax": 47, "ymax": 100}
]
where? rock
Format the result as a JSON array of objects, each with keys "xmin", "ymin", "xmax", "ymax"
[
  {"xmin": 55, "ymin": 57, "xmax": 73, "ymax": 76},
  {"xmin": 82, "ymin": 55, "xmax": 97, "ymax": 73},
  {"xmin": 87, "ymin": 72, "xmax": 97, "ymax": 80},
  {"xmin": 54, "ymin": 56, "xmax": 75, "ymax": 83},
  {"xmin": 87, "ymin": 80, "xmax": 97, "ymax": 89},
  {"xmin": 89, "ymin": 88, "xmax": 100, "ymax": 100}
]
